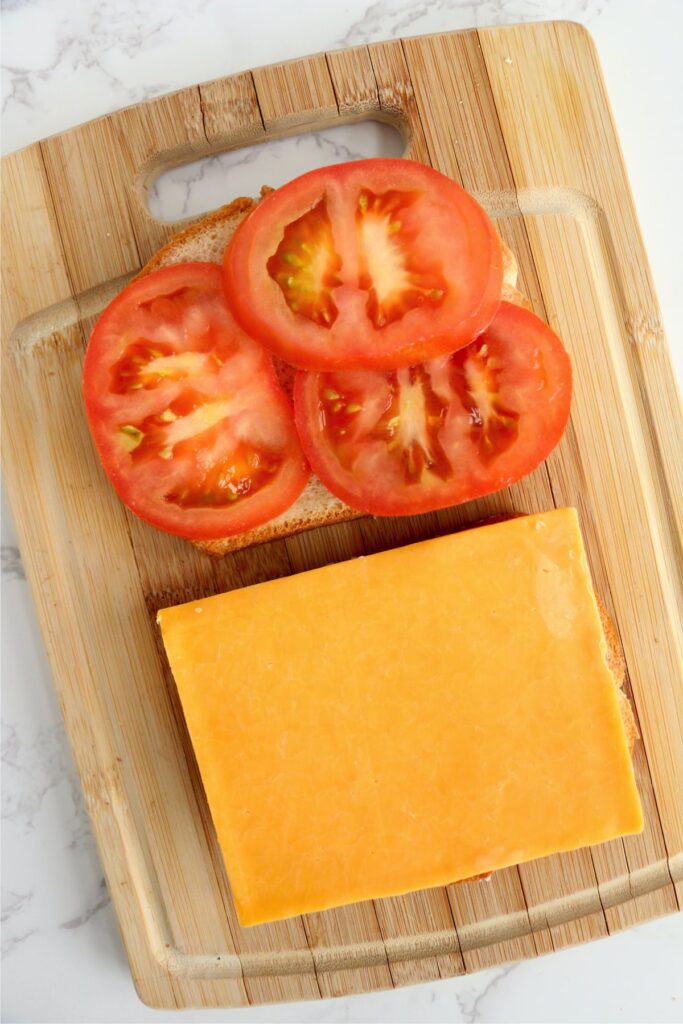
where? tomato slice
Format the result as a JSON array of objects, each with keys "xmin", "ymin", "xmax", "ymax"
[
  {"xmin": 83, "ymin": 263, "xmax": 309, "ymax": 540},
  {"xmin": 293, "ymin": 302, "xmax": 572, "ymax": 516},
  {"xmin": 223, "ymin": 159, "xmax": 502, "ymax": 371}
]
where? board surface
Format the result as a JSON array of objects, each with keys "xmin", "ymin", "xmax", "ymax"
[{"xmin": 2, "ymin": 21, "xmax": 682, "ymax": 1009}]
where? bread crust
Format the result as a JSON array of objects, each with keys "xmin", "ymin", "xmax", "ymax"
[
  {"xmin": 595, "ymin": 594, "xmax": 638, "ymax": 751},
  {"xmin": 136, "ymin": 196, "xmax": 258, "ymax": 280}
]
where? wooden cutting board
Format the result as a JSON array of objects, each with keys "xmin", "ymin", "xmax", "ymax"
[{"xmin": 2, "ymin": 21, "xmax": 681, "ymax": 1010}]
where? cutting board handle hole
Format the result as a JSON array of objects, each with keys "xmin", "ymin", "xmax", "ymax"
[{"xmin": 146, "ymin": 120, "xmax": 405, "ymax": 223}]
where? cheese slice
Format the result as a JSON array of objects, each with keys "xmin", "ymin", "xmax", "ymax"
[{"xmin": 158, "ymin": 508, "xmax": 643, "ymax": 926}]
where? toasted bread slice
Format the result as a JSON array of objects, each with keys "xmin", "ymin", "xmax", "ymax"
[{"xmin": 138, "ymin": 193, "xmax": 527, "ymax": 556}]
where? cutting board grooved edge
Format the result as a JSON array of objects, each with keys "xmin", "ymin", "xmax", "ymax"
[
  {"xmin": 154, "ymin": 856, "xmax": 680, "ymax": 980},
  {"xmin": 586, "ymin": 201, "xmax": 683, "ymax": 581}
]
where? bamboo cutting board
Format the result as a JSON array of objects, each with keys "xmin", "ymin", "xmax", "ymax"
[{"xmin": 2, "ymin": 21, "xmax": 682, "ymax": 1009}]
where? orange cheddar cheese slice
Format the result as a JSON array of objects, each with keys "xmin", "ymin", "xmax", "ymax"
[{"xmin": 158, "ymin": 507, "xmax": 643, "ymax": 926}]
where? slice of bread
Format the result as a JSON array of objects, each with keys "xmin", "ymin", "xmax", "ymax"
[{"xmin": 137, "ymin": 191, "xmax": 525, "ymax": 556}]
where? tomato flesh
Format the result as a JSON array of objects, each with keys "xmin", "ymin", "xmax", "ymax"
[
  {"xmin": 294, "ymin": 302, "xmax": 572, "ymax": 516},
  {"xmin": 83, "ymin": 263, "xmax": 309, "ymax": 540},
  {"xmin": 267, "ymin": 197, "xmax": 342, "ymax": 327},
  {"xmin": 356, "ymin": 189, "xmax": 448, "ymax": 328},
  {"xmin": 224, "ymin": 159, "xmax": 502, "ymax": 371}
]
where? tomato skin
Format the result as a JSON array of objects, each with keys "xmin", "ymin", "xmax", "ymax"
[
  {"xmin": 83, "ymin": 263, "xmax": 309, "ymax": 541},
  {"xmin": 223, "ymin": 159, "xmax": 502, "ymax": 371},
  {"xmin": 293, "ymin": 302, "xmax": 572, "ymax": 517}
]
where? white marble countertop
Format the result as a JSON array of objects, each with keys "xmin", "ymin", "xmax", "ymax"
[{"xmin": 2, "ymin": 1, "xmax": 682, "ymax": 1021}]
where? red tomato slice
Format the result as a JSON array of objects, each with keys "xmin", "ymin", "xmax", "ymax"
[
  {"xmin": 223, "ymin": 159, "xmax": 502, "ymax": 371},
  {"xmin": 294, "ymin": 302, "xmax": 572, "ymax": 516},
  {"xmin": 83, "ymin": 263, "xmax": 309, "ymax": 540}
]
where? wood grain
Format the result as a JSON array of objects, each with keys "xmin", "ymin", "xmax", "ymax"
[
  {"xmin": 368, "ymin": 40, "xmax": 430, "ymax": 163},
  {"xmin": 199, "ymin": 72, "xmax": 266, "ymax": 148},
  {"xmin": 1, "ymin": 22, "xmax": 681, "ymax": 1009},
  {"xmin": 326, "ymin": 46, "xmax": 380, "ymax": 116},
  {"xmin": 252, "ymin": 55, "xmax": 338, "ymax": 130}
]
